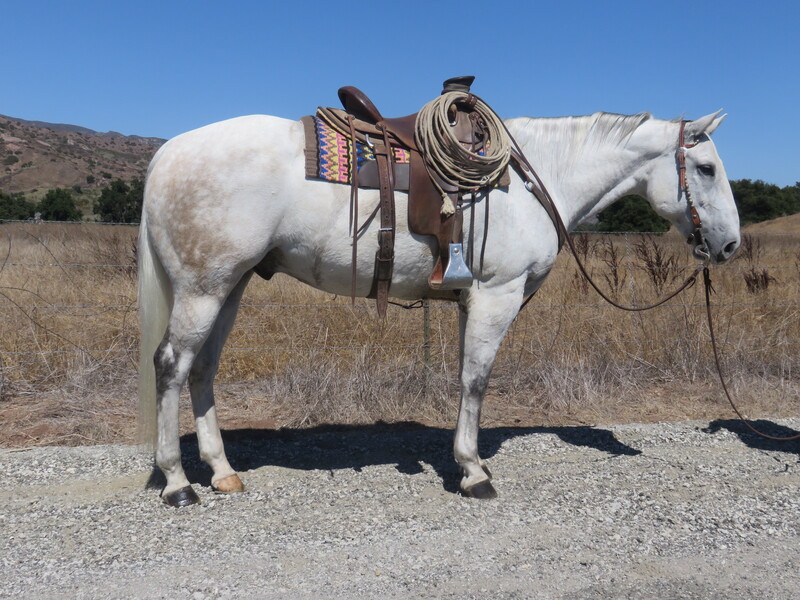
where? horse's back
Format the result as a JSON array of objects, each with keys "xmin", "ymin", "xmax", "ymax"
[{"xmin": 147, "ymin": 114, "xmax": 303, "ymax": 190}]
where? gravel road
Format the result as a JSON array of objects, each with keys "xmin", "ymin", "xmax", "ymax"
[{"xmin": 1, "ymin": 418, "xmax": 799, "ymax": 599}]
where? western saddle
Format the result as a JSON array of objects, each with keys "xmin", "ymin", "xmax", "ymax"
[{"xmin": 315, "ymin": 76, "xmax": 508, "ymax": 316}]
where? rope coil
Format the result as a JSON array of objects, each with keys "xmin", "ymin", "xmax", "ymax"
[{"xmin": 414, "ymin": 91, "xmax": 511, "ymax": 210}]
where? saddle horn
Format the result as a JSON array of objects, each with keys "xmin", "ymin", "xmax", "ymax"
[{"xmin": 441, "ymin": 76, "xmax": 475, "ymax": 94}]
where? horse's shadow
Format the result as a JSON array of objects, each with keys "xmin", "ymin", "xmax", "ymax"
[
  {"xmin": 147, "ymin": 422, "xmax": 641, "ymax": 493},
  {"xmin": 702, "ymin": 419, "xmax": 800, "ymax": 456}
]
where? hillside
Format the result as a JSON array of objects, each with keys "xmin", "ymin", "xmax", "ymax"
[
  {"xmin": 0, "ymin": 114, "xmax": 165, "ymax": 195},
  {"xmin": 742, "ymin": 211, "xmax": 800, "ymax": 233}
]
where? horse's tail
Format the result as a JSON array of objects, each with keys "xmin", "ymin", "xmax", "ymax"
[{"xmin": 137, "ymin": 209, "xmax": 172, "ymax": 447}]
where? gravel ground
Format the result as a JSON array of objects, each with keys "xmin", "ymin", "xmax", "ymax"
[{"xmin": 1, "ymin": 418, "xmax": 799, "ymax": 599}]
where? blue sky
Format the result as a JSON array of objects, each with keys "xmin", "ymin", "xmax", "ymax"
[{"xmin": 2, "ymin": 0, "xmax": 798, "ymax": 186}]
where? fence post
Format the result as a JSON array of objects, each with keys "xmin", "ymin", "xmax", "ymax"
[{"xmin": 423, "ymin": 298, "xmax": 431, "ymax": 393}]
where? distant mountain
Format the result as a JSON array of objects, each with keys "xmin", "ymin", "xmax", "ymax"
[{"xmin": 0, "ymin": 114, "xmax": 165, "ymax": 194}]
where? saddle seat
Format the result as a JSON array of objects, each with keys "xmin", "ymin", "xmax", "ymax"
[{"xmin": 337, "ymin": 86, "xmax": 418, "ymax": 151}]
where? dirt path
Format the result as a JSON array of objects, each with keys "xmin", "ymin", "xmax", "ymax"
[{"xmin": 1, "ymin": 419, "xmax": 799, "ymax": 599}]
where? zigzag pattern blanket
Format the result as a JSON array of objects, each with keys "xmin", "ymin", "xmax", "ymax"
[{"xmin": 302, "ymin": 115, "xmax": 410, "ymax": 186}]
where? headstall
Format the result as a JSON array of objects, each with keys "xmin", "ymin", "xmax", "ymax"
[{"xmin": 677, "ymin": 120, "xmax": 710, "ymax": 262}]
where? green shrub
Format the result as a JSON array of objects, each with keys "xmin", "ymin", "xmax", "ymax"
[
  {"xmin": 37, "ymin": 188, "xmax": 82, "ymax": 221},
  {"xmin": 0, "ymin": 191, "xmax": 36, "ymax": 221},
  {"xmin": 93, "ymin": 178, "xmax": 143, "ymax": 223}
]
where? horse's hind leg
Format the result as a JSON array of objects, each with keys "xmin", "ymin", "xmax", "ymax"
[
  {"xmin": 188, "ymin": 272, "xmax": 253, "ymax": 494},
  {"xmin": 155, "ymin": 292, "xmax": 229, "ymax": 507}
]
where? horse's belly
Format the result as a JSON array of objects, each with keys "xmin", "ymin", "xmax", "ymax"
[{"xmin": 266, "ymin": 233, "xmax": 442, "ymax": 300}]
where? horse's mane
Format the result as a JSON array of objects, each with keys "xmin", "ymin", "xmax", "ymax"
[
  {"xmin": 507, "ymin": 112, "xmax": 653, "ymax": 181},
  {"xmin": 511, "ymin": 111, "xmax": 652, "ymax": 148}
]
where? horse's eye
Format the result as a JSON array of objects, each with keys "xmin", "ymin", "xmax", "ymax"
[{"xmin": 698, "ymin": 164, "xmax": 715, "ymax": 177}]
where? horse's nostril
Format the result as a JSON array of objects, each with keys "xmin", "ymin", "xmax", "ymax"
[{"xmin": 723, "ymin": 240, "xmax": 738, "ymax": 256}]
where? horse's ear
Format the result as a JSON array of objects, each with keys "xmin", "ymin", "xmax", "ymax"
[
  {"xmin": 704, "ymin": 111, "xmax": 726, "ymax": 136},
  {"xmin": 685, "ymin": 110, "xmax": 726, "ymax": 140}
]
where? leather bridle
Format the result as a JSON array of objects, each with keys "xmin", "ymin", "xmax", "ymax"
[
  {"xmin": 510, "ymin": 119, "xmax": 710, "ymax": 314},
  {"xmin": 676, "ymin": 120, "xmax": 710, "ymax": 262},
  {"xmin": 676, "ymin": 124, "xmax": 799, "ymax": 440},
  {"xmin": 511, "ymin": 118, "xmax": 800, "ymax": 441}
]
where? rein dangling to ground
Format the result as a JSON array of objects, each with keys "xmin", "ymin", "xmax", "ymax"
[{"xmin": 701, "ymin": 268, "xmax": 800, "ymax": 441}]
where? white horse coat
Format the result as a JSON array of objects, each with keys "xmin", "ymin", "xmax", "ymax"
[{"xmin": 139, "ymin": 110, "xmax": 740, "ymax": 505}]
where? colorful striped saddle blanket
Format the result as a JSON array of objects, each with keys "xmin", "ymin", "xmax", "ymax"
[{"xmin": 302, "ymin": 112, "xmax": 413, "ymax": 190}]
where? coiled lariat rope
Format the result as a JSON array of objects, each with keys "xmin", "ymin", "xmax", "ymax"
[{"xmin": 415, "ymin": 91, "xmax": 511, "ymax": 215}]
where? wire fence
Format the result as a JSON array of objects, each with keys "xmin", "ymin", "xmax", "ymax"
[{"xmin": 1, "ymin": 221, "xmax": 799, "ymax": 393}]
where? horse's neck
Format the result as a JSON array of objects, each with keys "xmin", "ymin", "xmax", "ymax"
[{"xmin": 506, "ymin": 115, "xmax": 661, "ymax": 231}]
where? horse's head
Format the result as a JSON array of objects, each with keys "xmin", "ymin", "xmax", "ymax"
[{"xmin": 640, "ymin": 111, "xmax": 740, "ymax": 264}]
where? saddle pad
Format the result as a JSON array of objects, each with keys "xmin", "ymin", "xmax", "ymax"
[{"xmin": 302, "ymin": 115, "xmax": 410, "ymax": 187}]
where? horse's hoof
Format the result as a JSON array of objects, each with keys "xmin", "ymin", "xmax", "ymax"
[
  {"xmin": 213, "ymin": 474, "xmax": 245, "ymax": 494},
  {"xmin": 462, "ymin": 480, "xmax": 498, "ymax": 499},
  {"xmin": 163, "ymin": 485, "xmax": 201, "ymax": 507}
]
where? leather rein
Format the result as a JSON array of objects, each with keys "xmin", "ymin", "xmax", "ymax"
[
  {"xmin": 510, "ymin": 119, "xmax": 800, "ymax": 442},
  {"xmin": 511, "ymin": 119, "xmax": 708, "ymax": 313}
]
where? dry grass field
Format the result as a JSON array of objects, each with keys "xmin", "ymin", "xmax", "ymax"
[{"xmin": 1, "ymin": 221, "xmax": 799, "ymax": 447}]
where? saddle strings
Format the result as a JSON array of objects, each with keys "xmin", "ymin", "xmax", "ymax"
[{"xmin": 347, "ymin": 115, "xmax": 360, "ymax": 303}]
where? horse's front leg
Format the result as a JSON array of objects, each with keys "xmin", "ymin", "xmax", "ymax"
[{"xmin": 455, "ymin": 281, "xmax": 525, "ymax": 499}]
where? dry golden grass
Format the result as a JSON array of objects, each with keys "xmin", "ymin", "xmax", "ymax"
[
  {"xmin": 744, "ymin": 212, "xmax": 800, "ymax": 233},
  {"xmin": 1, "ymin": 222, "xmax": 799, "ymax": 446}
]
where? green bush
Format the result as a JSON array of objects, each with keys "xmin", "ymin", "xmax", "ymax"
[
  {"xmin": 37, "ymin": 188, "xmax": 82, "ymax": 221},
  {"xmin": 0, "ymin": 191, "xmax": 36, "ymax": 221},
  {"xmin": 93, "ymin": 178, "xmax": 144, "ymax": 223},
  {"xmin": 730, "ymin": 179, "xmax": 800, "ymax": 225}
]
